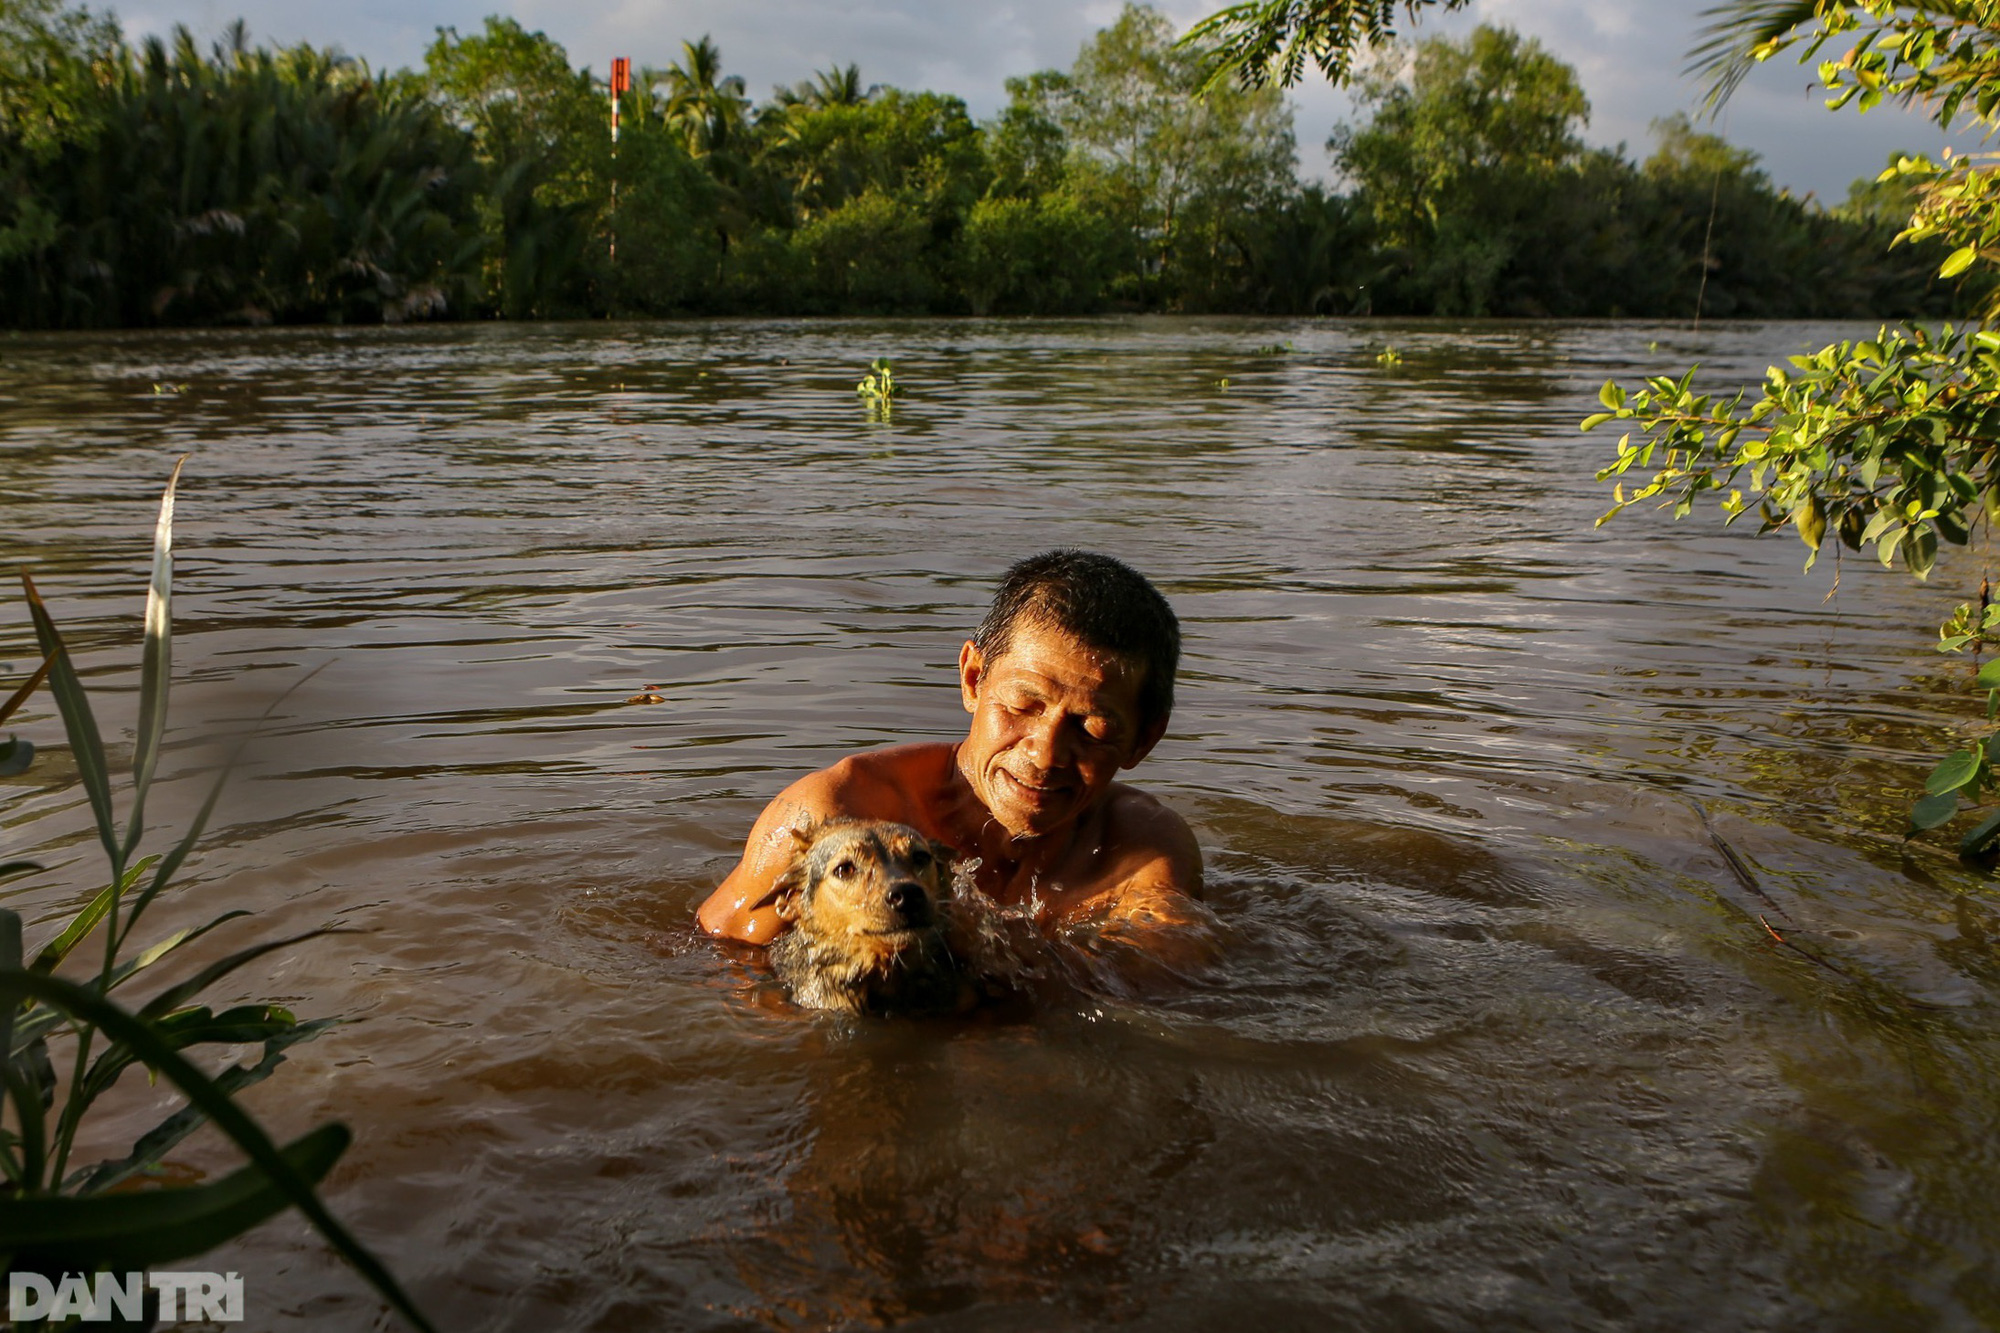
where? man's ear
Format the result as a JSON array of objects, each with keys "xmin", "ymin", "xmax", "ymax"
[
  {"xmin": 1122, "ymin": 711, "xmax": 1171, "ymax": 770},
  {"xmin": 958, "ymin": 639, "xmax": 984, "ymax": 714}
]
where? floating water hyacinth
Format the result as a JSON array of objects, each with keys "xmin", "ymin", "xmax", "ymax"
[{"xmin": 856, "ymin": 358, "xmax": 900, "ymax": 411}]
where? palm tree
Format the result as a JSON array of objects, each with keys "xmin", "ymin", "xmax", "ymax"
[{"xmin": 661, "ymin": 36, "xmax": 748, "ymax": 161}]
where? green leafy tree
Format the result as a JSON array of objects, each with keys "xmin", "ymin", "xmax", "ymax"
[
  {"xmin": 772, "ymin": 63, "xmax": 876, "ymax": 112},
  {"xmin": 958, "ymin": 192, "xmax": 1120, "ymax": 313},
  {"xmin": 986, "ymin": 71, "xmax": 1073, "ymax": 199},
  {"xmin": 425, "ymin": 17, "xmax": 600, "ymax": 317},
  {"xmin": 660, "ymin": 36, "xmax": 750, "ymax": 162},
  {"xmin": 0, "ymin": 0, "xmax": 119, "ymax": 160},
  {"xmin": 2, "ymin": 18, "xmax": 482, "ymax": 327},
  {"xmin": 1332, "ymin": 24, "xmax": 1589, "ymax": 314},
  {"xmin": 1051, "ymin": 3, "xmax": 1297, "ymax": 306}
]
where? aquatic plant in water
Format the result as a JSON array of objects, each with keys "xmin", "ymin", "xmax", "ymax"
[
  {"xmin": 0, "ymin": 463, "xmax": 431, "ymax": 1330},
  {"xmin": 856, "ymin": 357, "xmax": 900, "ymax": 401},
  {"xmin": 857, "ymin": 357, "xmax": 900, "ymax": 418}
]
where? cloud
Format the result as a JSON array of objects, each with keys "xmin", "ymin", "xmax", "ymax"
[{"xmin": 111, "ymin": 0, "xmax": 1972, "ymax": 199}]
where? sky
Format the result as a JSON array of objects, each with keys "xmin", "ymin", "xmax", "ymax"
[{"xmin": 108, "ymin": 0, "xmax": 1983, "ymax": 202}]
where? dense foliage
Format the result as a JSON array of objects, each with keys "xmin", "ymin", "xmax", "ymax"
[
  {"xmin": 1585, "ymin": 0, "xmax": 2000, "ymax": 853},
  {"xmin": 0, "ymin": 0, "xmax": 1976, "ymax": 326},
  {"xmin": 1189, "ymin": 0, "xmax": 2000, "ymax": 857}
]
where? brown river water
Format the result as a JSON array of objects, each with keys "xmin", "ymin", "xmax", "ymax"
[{"xmin": 3, "ymin": 318, "xmax": 1998, "ymax": 1331}]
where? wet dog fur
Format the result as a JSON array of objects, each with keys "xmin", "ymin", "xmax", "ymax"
[{"xmin": 768, "ymin": 819, "xmax": 971, "ymax": 1015}]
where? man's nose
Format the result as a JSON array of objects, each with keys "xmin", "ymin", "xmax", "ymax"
[{"xmin": 1022, "ymin": 713, "xmax": 1072, "ymax": 768}]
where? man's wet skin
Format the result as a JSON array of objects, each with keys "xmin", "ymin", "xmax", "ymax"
[{"xmin": 697, "ymin": 618, "xmax": 1216, "ymax": 971}]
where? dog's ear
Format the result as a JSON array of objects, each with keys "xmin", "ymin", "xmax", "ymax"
[{"xmin": 771, "ymin": 860, "xmax": 807, "ymax": 922}]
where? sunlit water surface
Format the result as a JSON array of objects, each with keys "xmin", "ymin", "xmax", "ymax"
[{"xmin": 3, "ymin": 319, "xmax": 1998, "ymax": 1331}]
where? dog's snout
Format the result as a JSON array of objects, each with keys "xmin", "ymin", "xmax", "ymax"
[{"xmin": 885, "ymin": 880, "xmax": 929, "ymax": 921}]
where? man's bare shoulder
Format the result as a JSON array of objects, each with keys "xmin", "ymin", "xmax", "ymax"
[
  {"xmin": 803, "ymin": 742, "xmax": 956, "ymax": 819},
  {"xmin": 1102, "ymin": 782, "xmax": 1201, "ymax": 867}
]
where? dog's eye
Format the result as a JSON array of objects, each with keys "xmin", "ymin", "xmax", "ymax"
[
  {"xmin": 830, "ymin": 860, "xmax": 856, "ymax": 880},
  {"xmin": 908, "ymin": 848, "xmax": 932, "ymax": 868}
]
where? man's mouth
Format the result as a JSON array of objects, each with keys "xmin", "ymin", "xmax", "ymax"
[{"xmin": 997, "ymin": 768, "xmax": 1070, "ymax": 801}]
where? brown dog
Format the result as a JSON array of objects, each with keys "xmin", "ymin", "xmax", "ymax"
[{"xmin": 768, "ymin": 819, "xmax": 971, "ymax": 1015}]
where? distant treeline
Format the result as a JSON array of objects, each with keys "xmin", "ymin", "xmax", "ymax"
[{"xmin": 0, "ymin": 1, "xmax": 1976, "ymax": 327}]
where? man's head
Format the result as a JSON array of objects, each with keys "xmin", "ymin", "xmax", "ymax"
[
  {"xmin": 958, "ymin": 551, "xmax": 1180, "ymax": 839},
  {"xmin": 972, "ymin": 550, "xmax": 1181, "ymax": 732}
]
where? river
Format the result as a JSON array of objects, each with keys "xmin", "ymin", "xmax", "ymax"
[{"xmin": 3, "ymin": 318, "xmax": 1996, "ymax": 1330}]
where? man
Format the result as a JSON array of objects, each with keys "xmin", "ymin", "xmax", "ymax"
[{"xmin": 698, "ymin": 549, "xmax": 1214, "ymax": 970}]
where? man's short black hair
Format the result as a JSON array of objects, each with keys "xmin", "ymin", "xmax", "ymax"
[{"xmin": 973, "ymin": 550, "xmax": 1180, "ymax": 731}]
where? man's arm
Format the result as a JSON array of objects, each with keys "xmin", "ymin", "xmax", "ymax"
[
  {"xmin": 1085, "ymin": 803, "xmax": 1219, "ymax": 974},
  {"xmin": 697, "ymin": 774, "xmax": 837, "ymax": 944},
  {"xmin": 1018, "ymin": 794, "xmax": 1216, "ymax": 988}
]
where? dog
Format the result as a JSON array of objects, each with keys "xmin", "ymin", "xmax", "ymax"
[{"xmin": 768, "ymin": 819, "xmax": 974, "ymax": 1015}]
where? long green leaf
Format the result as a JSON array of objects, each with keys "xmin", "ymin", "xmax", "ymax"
[
  {"xmin": 1960, "ymin": 807, "xmax": 2000, "ymax": 857},
  {"xmin": 0, "ymin": 1062, "xmax": 47, "ymax": 1194},
  {"xmin": 0, "ymin": 1123, "xmax": 348, "ymax": 1270},
  {"xmin": 20, "ymin": 575, "xmax": 121, "ymax": 879},
  {"xmin": 79, "ymin": 1004, "xmax": 302, "ymax": 1110},
  {"xmin": 67, "ymin": 1016, "xmax": 337, "ymax": 1195},
  {"xmin": 29, "ymin": 856, "xmax": 158, "ymax": 975},
  {"xmin": 117, "ymin": 662, "xmax": 328, "ymax": 954},
  {"xmin": 137, "ymin": 927, "xmax": 345, "ymax": 1021},
  {"xmin": 0, "ymin": 910, "xmax": 16, "ymax": 1052},
  {"xmin": 114, "ymin": 908, "xmax": 251, "ymax": 986},
  {"xmin": 0, "ymin": 970, "xmax": 434, "ymax": 1332},
  {"xmin": 2, "ymin": 911, "xmax": 43, "ymax": 1193},
  {"xmin": 118, "ymin": 763, "xmax": 228, "ymax": 952},
  {"xmin": 123, "ymin": 455, "xmax": 185, "ymax": 867},
  {"xmin": 9, "ymin": 1006, "xmax": 65, "ymax": 1060}
]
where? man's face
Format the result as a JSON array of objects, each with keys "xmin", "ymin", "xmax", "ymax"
[{"xmin": 957, "ymin": 619, "xmax": 1166, "ymax": 840}]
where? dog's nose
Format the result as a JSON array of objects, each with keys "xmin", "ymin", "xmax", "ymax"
[{"xmin": 885, "ymin": 881, "xmax": 928, "ymax": 922}]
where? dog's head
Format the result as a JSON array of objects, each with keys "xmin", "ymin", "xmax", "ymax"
[{"xmin": 772, "ymin": 819, "xmax": 952, "ymax": 955}]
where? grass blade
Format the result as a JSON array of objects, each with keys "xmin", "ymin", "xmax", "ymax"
[
  {"xmin": 123, "ymin": 456, "xmax": 185, "ymax": 866},
  {"xmin": 0, "ymin": 908, "xmax": 17, "ymax": 1054},
  {"xmin": 0, "ymin": 654, "xmax": 52, "ymax": 727},
  {"xmin": 20, "ymin": 575, "xmax": 121, "ymax": 879},
  {"xmin": 137, "ymin": 927, "xmax": 348, "ymax": 1021},
  {"xmin": 29, "ymin": 857, "xmax": 158, "ymax": 975},
  {"xmin": 65, "ymin": 1017, "xmax": 338, "ymax": 1195},
  {"xmin": 0, "ymin": 969, "xmax": 434, "ymax": 1332},
  {"xmin": 117, "ymin": 662, "xmax": 328, "ymax": 954},
  {"xmin": 0, "ymin": 1063, "xmax": 48, "ymax": 1194},
  {"xmin": 2, "ymin": 1122, "xmax": 348, "ymax": 1269},
  {"xmin": 79, "ymin": 1003, "xmax": 304, "ymax": 1110},
  {"xmin": 113, "ymin": 907, "xmax": 251, "ymax": 986}
]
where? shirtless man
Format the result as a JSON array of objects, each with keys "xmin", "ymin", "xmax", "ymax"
[{"xmin": 698, "ymin": 549, "xmax": 1214, "ymax": 971}]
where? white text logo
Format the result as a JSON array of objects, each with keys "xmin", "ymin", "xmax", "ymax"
[{"xmin": 8, "ymin": 1271, "xmax": 243, "ymax": 1323}]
